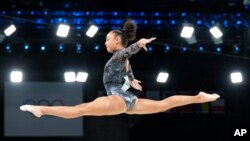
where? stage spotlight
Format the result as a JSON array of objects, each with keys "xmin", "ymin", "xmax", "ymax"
[
  {"xmin": 10, "ymin": 71, "xmax": 23, "ymax": 83},
  {"xmin": 5, "ymin": 45, "xmax": 11, "ymax": 53},
  {"xmin": 156, "ymin": 72, "xmax": 169, "ymax": 83},
  {"xmin": 76, "ymin": 72, "xmax": 88, "ymax": 82},
  {"xmin": 236, "ymin": 20, "xmax": 242, "ymax": 25},
  {"xmin": 24, "ymin": 44, "xmax": 29, "ymax": 50},
  {"xmin": 209, "ymin": 25, "xmax": 223, "ymax": 44},
  {"xmin": 156, "ymin": 20, "xmax": 162, "ymax": 25},
  {"xmin": 223, "ymin": 20, "xmax": 228, "ymax": 27},
  {"xmin": 64, "ymin": 72, "xmax": 76, "ymax": 82},
  {"xmin": 147, "ymin": 46, "xmax": 153, "ymax": 53},
  {"xmin": 170, "ymin": 20, "xmax": 175, "ymax": 25},
  {"xmin": 180, "ymin": 25, "xmax": 194, "ymax": 38},
  {"xmin": 181, "ymin": 12, "xmax": 187, "ymax": 17},
  {"xmin": 230, "ymin": 72, "xmax": 243, "ymax": 83},
  {"xmin": 199, "ymin": 46, "xmax": 204, "ymax": 52},
  {"xmin": 140, "ymin": 12, "xmax": 145, "ymax": 16},
  {"xmin": 233, "ymin": 45, "xmax": 240, "ymax": 54},
  {"xmin": 164, "ymin": 45, "xmax": 170, "ymax": 53},
  {"xmin": 181, "ymin": 24, "xmax": 197, "ymax": 44},
  {"xmin": 154, "ymin": 12, "xmax": 159, "ymax": 16},
  {"xmin": 58, "ymin": 44, "xmax": 64, "ymax": 53},
  {"xmin": 196, "ymin": 20, "xmax": 202, "ymax": 25},
  {"xmin": 216, "ymin": 47, "xmax": 221, "ymax": 52},
  {"xmin": 40, "ymin": 45, "xmax": 46, "ymax": 53},
  {"xmin": 86, "ymin": 25, "xmax": 99, "ymax": 38},
  {"xmin": 24, "ymin": 44, "xmax": 29, "ymax": 52},
  {"xmin": 76, "ymin": 43, "xmax": 82, "ymax": 54},
  {"xmin": 56, "ymin": 24, "xmax": 70, "ymax": 37},
  {"xmin": 209, "ymin": 26, "xmax": 223, "ymax": 39},
  {"xmin": 17, "ymin": 11, "xmax": 21, "ymax": 15},
  {"xmin": 234, "ymin": 46, "xmax": 239, "ymax": 51},
  {"xmin": 30, "ymin": 11, "xmax": 35, "ymax": 15},
  {"xmin": 243, "ymin": 0, "xmax": 250, "ymax": 5},
  {"xmin": 182, "ymin": 47, "xmax": 187, "ymax": 52},
  {"xmin": 4, "ymin": 24, "xmax": 16, "ymax": 36},
  {"xmin": 94, "ymin": 44, "xmax": 100, "ymax": 52}
]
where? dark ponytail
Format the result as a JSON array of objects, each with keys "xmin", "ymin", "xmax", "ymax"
[
  {"xmin": 122, "ymin": 19, "xmax": 137, "ymax": 41},
  {"xmin": 111, "ymin": 19, "xmax": 137, "ymax": 47}
]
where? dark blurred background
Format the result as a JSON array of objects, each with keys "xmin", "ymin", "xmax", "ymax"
[{"xmin": 0, "ymin": 0, "xmax": 250, "ymax": 141}]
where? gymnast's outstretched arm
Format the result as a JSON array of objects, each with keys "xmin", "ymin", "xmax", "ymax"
[{"xmin": 113, "ymin": 37, "xmax": 157, "ymax": 61}]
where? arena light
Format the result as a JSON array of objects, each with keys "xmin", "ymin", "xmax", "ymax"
[
  {"xmin": 233, "ymin": 45, "xmax": 240, "ymax": 53},
  {"xmin": 58, "ymin": 44, "xmax": 64, "ymax": 53},
  {"xmin": 76, "ymin": 72, "xmax": 88, "ymax": 82},
  {"xmin": 216, "ymin": 47, "xmax": 221, "ymax": 53},
  {"xmin": 156, "ymin": 72, "xmax": 169, "ymax": 83},
  {"xmin": 64, "ymin": 72, "xmax": 76, "ymax": 82},
  {"xmin": 24, "ymin": 44, "xmax": 29, "ymax": 52},
  {"xmin": 76, "ymin": 43, "xmax": 82, "ymax": 54},
  {"xmin": 164, "ymin": 45, "xmax": 170, "ymax": 53},
  {"xmin": 56, "ymin": 24, "xmax": 70, "ymax": 37},
  {"xmin": 10, "ymin": 71, "xmax": 23, "ymax": 83},
  {"xmin": 40, "ymin": 45, "xmax": 46, "ymax": 53},
  {"xmin": 180, "ymin": 25, "xmax": 197, "ymax": 44},
  {"xmin": 94, "ymin": 44, "xmax": 100, "ymax": 52},
  {"xmin": 199, "ymin": 46, "xmax": 204, "ymax": 52},
  {"xmin": 4, "ymin": 24, "xmax": 16, "ymax": 36},
  {"xmin": 209, "ymin": 26, "xmax": 223, "ymax": 39},
  {"xmin": 180, "ymin": 26, "xmax": 194, "ymax": 38},
  {"xmin": 5, "ymin": 44, "xmax": 11, "ymax": 53},
  {"xmin": 243, "ymin": 0, "xmax": 250, "ymax": 5},
  {"xmin": 230, "ymin": 72, "xmax": 243, "ymax": 84},
  {"xmin": 147, "ymin": 46, "xmax": 153, "ymax": 53},
  {"xmin": 209, "ymin": 24, "xmax": 223, "ymax": 44},
  {"xmin": 86, "ymin": 25, "xmax": 99, "ymax": 37}
]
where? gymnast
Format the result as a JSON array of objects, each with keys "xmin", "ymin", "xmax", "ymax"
[{"xmin": 20, "ymin": 20, "xmax": 220, "ymax": 118}]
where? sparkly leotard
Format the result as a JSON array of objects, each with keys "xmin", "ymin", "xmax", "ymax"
[{"xmin": 103, "ymin": 43, "xmax": 141, "ymax": 110}]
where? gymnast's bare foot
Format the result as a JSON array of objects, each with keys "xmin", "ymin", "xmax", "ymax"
[
  {"xmin": 196, "ymin": 91, "xmax": 220, "ymax": 103},
  {"xmin": 20, "ymin": 105, "xmax": 43, "ymax": 118}
]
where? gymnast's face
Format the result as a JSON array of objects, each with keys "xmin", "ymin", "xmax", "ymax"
[{"xmin": 105, "ymin": 31, "xmax": 121, "ymax": 53}]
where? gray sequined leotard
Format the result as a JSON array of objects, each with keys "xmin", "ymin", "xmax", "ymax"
[{"xmin": 103, "ymin": 43, "xmax": 142, "ymax": 111}]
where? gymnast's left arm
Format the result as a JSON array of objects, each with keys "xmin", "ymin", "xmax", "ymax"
[
  {"xmin": 136, "ymin": 37, "xmax": 156, "ymax": 51},
  {"xmin": 115, "ymin": 37, "xmax": 157, "ymax": 60}
]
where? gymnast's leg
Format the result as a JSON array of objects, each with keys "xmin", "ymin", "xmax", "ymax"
[
  {"xmin": 20, "ymin": 95, "xmax": 127, "ymax": 118},
  {"xmin": 126, "ymin": 91, "xmax": 220, "ymax": 114}
]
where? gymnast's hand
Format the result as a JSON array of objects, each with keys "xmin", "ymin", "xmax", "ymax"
[
  {"xmin": 136, "ymin": 37, "xmax": 156, "ymax": 51},
  {"xmin": 130, "ymin": 79, "xmax": 142, "ymax": 91}
]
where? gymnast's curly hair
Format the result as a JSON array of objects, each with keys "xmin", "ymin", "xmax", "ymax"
[{"xmin": 111, "ymin": 19, "xmax": 137, "ymax": 47}]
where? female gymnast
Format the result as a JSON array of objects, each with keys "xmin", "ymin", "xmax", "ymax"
[{"xmin": 20, "ymin": 20, "xmax": 220, "ymax": 118}]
